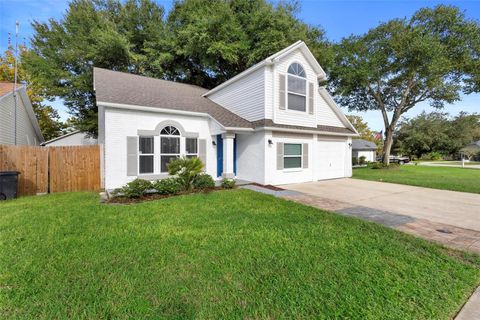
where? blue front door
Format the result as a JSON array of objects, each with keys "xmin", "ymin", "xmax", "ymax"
[{"xmin": 216, "ymin": 134, "xmax": 237, "ymax": 177}]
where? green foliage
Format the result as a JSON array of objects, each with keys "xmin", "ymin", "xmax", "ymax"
[
  {"xmin": 359, "ymin": 156, "xmax": 366, "ymax": 165},
  {"xmin": 192, "ymin": 173, "xmax": 215, "ymax": 190},
  {"xmin": 167, "ymin": 157, "xmax": 204, "ymax": 191},
  {"xmin": 152, "ymin": 178, "xmax": 181, "ymax": 195},
  {"xmin": 346, "ymin": 115, "xmax": 383, "ymax": 152},
  {"xmin": 370, "ymin": 163, "xmax": 400, "ymax": 170},
  {"xmin": 113, "ymin": 178, "xmax": 152, "ymax": 198},
  {"xmin": 352, "ymin": 157, "xmax": 358, "ymax": 166},
  {"xmin": 420, "ymin": 151, "xmax": 443, "ymax": 161},
  {"xmin": 221, "ymin": 178, "xmax": 236, "ymax": 189},
  {"xmin": 394, "ymin": 112, "xmax": 480, "ymax": 158},
  {"xmin": 329, "ymin": 5, "xmax": 480, "ymax": 163},
  {"xmin": 25, "ymin": 0, "xmax": 330, "ymax": 134}
]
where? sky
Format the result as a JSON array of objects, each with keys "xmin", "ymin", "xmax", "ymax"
[{"xmin": 0, "ymin": 0, "xmax": 479, "ymax": 131}]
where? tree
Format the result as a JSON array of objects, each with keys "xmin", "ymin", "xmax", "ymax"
[
  {"xmin": 329, "ymin": 5, "xmax": 480, "ymax": 164},
  {"xmin": 0, "ymin": 46, "xmax": 66, "ymax": 141},
  {"xmin": 346, "ymin": 115, "xmax": 383, "ymax": 152},
  {"xmin": 394, "ymin": 111, "xmax": 480, "ymax": 158},
  {"xmin": 25, "ymin": 0, "xmax": 330, "ymax": 135}
]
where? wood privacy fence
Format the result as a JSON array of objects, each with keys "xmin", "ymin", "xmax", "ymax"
[{"xmin": 0, "ymin": 144, "xmax": 101, "ymax": 196}]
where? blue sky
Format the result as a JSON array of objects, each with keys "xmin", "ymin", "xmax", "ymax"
[{"xmin": 0, "ymin": 0, "xmax": 479, "ymax": 130}]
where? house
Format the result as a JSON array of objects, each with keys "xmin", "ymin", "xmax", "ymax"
[
  {"xmin": 460, "ymin": 140, "xmax": 480, "ymax": 160},
  {"xmin": 42, "ymin": 130, "xmax": 97, "ymax": 147},
  {"xmin": 352, "ymin": 139, "xmax": 377, "ymax": 163},
  {"xmin": 0, "ymin": 82, "xmax": 43, "ymax": 145},
  {"xmin": 94, "ymin": 41, "xmax": 358, "ymax": 190}
]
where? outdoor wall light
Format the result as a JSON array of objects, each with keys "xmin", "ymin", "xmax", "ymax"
[
  {"xmin": 268, "ymin": 139, "xmax": 273, "ymax": 145},
  {"xmin": 348, "ymin": 143, "xmax": 352, "ymax": 148},
  {"xmin": 212, "ymin": 141, "xmax": 216, "ymax": 146}
]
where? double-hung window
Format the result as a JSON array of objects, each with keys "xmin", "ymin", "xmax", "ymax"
[
  {"xmin": 160, "ymin": 126, "xmax": 180, "ymax": 172},
  {"xmin": 139, "ymin": 136, "xmax": 154, "ymax": 174},
  {"xmin": 284, "ymin": 143, "xmax": 302, "ymax": 169},
  {"xmin": 287, "ymin": 63, "xmax": 307, "ymax": 112},
  {"xmin": 185, "ymin": 138, "xmax": 198, "ymax": 158}
]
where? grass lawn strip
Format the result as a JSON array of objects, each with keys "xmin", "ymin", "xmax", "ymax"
[{"xmin": 0, "ymin": 190, "xmax": 479, "ymax": 319}]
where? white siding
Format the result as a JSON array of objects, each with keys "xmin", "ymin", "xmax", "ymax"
[
  {"xmin": 317, "ymin": 92, "xmax": 344, "ymax": 127},
  {"xmin": 0, "ymin": 92, "xmax": 41, "ymax": 145},
  {"xmin": 354, "ymin": 150, "xmax": 376, "ymax": 163},
  {"xmin": 104, "ymin": 107, "xmax": 217, "ymax": 190},
  {"xmin": 208, "ymin": 67, "xmax": 265, "ymax": 121},
  {"xmin": 236, "ymin": 131, "xmax": 266, "ymax": 183},
  {"xmin": 45, "ymin": 132, "xmax": 97, "ymax": 146}
]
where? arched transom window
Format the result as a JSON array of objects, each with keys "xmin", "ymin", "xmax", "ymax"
[
  {"xmin": 160, "ymin": 126, "xmax": 180, "ymax": 136},
  {"xmin": 287, "ymin": 62, "xmax": 307, "ymax": 112}
]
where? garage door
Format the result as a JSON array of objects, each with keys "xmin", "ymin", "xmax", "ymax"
[{"xmin": 317, "ymin": 139, "xmax": 346, "ymax": 180}]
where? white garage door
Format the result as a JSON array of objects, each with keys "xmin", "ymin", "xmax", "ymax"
[{"xmin": 317, "ymin": 140, "xmax": 346, "ymax": 180}]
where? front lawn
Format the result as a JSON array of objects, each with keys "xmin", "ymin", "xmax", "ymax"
[
  {"xmin": 1, "ymin": 191, "xmax": 479, "ymax": 319},
  {"xmin": 353, "ymin": 165, "xmax": 480, "ymax": 194}
]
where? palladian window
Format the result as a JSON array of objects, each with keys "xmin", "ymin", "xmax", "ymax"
[{"xmin": 160, "ymin": 126, "xmax": 180, "ymax": 172}]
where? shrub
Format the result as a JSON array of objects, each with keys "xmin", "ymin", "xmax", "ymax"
[
  {"xmin": 420, "ymin": 151, "xmax": 443, "ymax": 161},
  {"xmin": 221, "ymin": 178, "xmax": 236, "ymax": 189},
  {"xmin": 167, "ymin": 157, "xmax": 204, "ymax": 191},
  {"xmin": 352, "ymin": 157, "xmax": 358, "ymax": 166},
  {"xmin": 371, "ymin": 163, "xmax": 400, "ymax": 170},
  {"xmin": 152, "ymin": 178, "xmax": 181, "ymax": 195},
  {"xmin": 359, "ymin": 156, "xmax": 366, "ymax": 165},
  {"xmin": 113, "ymin": 178, "xmax": 151, "ymax": 198},
  {"xmin": 193, "ymin": 173, "xmax": 215, "ymax": 190}
]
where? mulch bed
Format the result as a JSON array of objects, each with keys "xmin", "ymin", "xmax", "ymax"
[
  {"xmin": 250, "ymin": 183, "xmax": 285, "ymax": 191},
  {"xmin": 107, "ymin": 187, "xmax": 226, "ymax": 204}
]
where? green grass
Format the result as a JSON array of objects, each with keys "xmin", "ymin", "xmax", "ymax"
[
  {"xmin": 353, "ymin": 165, "xmax": 480, "ymax": 193},
  {"xmin": 1, "ymin": 191, "xmax": 479, "ymax": 319}
]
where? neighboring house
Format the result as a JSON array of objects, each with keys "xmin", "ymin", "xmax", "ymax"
[
  {"xmin": 0, "ymin": 82, "xmax": 44, "ymax": 145},
  {"xmin": 460, "ymin": 140, "xmax": 480, "ymax": 160},
  {"xmin": 42, "ymin": 130, "xmax": 97, "ymax": 147},
  {"xmin": 95, "ymin": 41, "xmax": 358, "ymax": 190},
  {"xmin": 352, "ymin": 139, "xmax": 377, "ymax": 163}
]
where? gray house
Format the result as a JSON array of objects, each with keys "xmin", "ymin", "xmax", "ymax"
[
  {"xmin": 352, "ymin": 139, "xmax": 377, "ymax": 163},
  {"xmin": 0, "ymin": 82, "xmax": 43, "ymax": 145},
  {"xmin": 461, "ymin": 140, "xmax": 480, "ymax": 160}
]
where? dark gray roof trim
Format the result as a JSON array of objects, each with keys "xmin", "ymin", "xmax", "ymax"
[
  {"xmin": 252, "ymin": 119, "xmax": 356, "ymax": 135},
  {"xmin": 352, "ymin": 139, "xmax": 377, "ymax": 150},
  {"xmin": 94, "ymin": 68, "xmax": 251, "ymax": 128}
]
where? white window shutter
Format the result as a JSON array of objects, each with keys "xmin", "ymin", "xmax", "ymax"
[
  {"xmin": 198, "ymin": 139, "xmax": 206, "ymax": 171},
  {"xmin": 126, "ymin": 136, "xmax": 138, "ymax": 176},
  {"xmin": 302, "ymin": 143, "xmax": 309, "ymax": 169},
  {"xmin": 279, "ymin": 74, "xmax": 286, "ymax": 110},
  {"xmin": 308, "ymin": 82, "xmax": 314, "ymax": 115},
  {"xmin": 277, "ymin": 142, "xmax": 284, "ymax": 170}
]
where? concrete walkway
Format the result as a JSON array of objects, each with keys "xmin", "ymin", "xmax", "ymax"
[{"xmin": 282, "ymin": 179, "xmax": 480, "ymax": 254}]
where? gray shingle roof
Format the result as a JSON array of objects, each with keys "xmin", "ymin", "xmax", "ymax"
[
  {"xmin": 352, "ymin": 139, "xmax": 377, "ymax": 150},
  {"xmin": 94, "ymin": 68, "xmax": 252, "ymax": 128}
]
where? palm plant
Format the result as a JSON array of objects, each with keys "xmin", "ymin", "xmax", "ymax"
[{"xmin": 167, "ymin": 157, "xmax": 204, "ymax": 191}]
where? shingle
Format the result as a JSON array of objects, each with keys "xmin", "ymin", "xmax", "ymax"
[
  {"xmin": 352, "ymin": 139, "xmax": 377, "ymax": 150},
  {"xmin": 94, "ymin": 68, "xmax": 252, "ymax": 128}
]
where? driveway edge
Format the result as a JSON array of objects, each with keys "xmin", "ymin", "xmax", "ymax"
[{"xmin": 455, "ymin": 286, "xmax": 480, "ymax": 320}]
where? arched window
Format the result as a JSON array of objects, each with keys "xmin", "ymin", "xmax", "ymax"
[
  {"xmin": 287, "ymin": 62, "xmax": 307, "ymax": 112},
  {"xmin": 160, "ymin": 126, "xmax": 181, "ymax": 172}
]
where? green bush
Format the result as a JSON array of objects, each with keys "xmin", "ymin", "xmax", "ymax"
[
  {"xmin": 352, "ymin": 157, "xmax": 358, "ymax": 165},
  {"xmin": 167, "ymin": 157, "xmax": 204, "ymax": 191},
  {"xmin": 420, "ymin": 151, "xmax": 443, "ymax": 161},
  {"xmin": 193, "ymin": 173, "xmax": 215, "ymax": 190},
  {"xmin": 113, "ymin": 178, "xmax": 152, "ymax": 198},
  {"xmin": 221, "ymin": 178, "xmax": 236, "ymax": 189},
  {"xmin": 359, "ymin": 156, "xmax": 366, "ymax": 165},
  {"xmin": 371, "ymin": 163, "xmax": 400, "ymax": 170},
  {"xmin": 152, "ymin": 178, "xmax": 181, "ymax": 195}
]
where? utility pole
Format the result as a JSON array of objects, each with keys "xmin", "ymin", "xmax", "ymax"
[{"xmin": 13, "ymin": 21, "xmax": 19, "ymax": 145}]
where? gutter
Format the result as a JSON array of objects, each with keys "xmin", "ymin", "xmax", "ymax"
[{"xmin": 256, "ymin": 126, "xmax": 359, "ymax": 137}]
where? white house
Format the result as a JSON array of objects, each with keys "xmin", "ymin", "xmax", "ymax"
[
  {"xmin": 352, "ymin": 139, "xmax": 377, "ymax": 163},
  {"xmin": 95, "ymin": 41, "xmax": 358, "ymax": 190},
  {"xmin": 0, "ymin": 82, "xmax": 44, "ymax": 145},
  {"xmin": 42, "ymin": 130, "xmax": 97, "ymax": 147}
]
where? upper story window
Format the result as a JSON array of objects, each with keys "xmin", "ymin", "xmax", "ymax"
[{"xmin": 287, "ymin": 63, "xmax": 307, "ymax": 112}]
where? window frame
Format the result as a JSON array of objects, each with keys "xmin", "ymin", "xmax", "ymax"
[
  {"xmin": 185, "ymin": 137, "xmax": 198, "ymax": 159},
  {"xmin": 286, "ymin": 63, "xmax": 307, "ymax": 113},
  {"xmin": 283, "ymin": 143, "xmax": 303, "ymax": 170},
  {"xmin": 160, "ymin": 129, "xmax": 181, "ymax": 173},
  {"xmin": 138, "ymin": 136, "xmax": 154, "ymax": 174}
]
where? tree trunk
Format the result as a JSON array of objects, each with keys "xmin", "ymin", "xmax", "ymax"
[{"xmin": 382, "ymin": 126, "xmax": 394, "ymax": 165}]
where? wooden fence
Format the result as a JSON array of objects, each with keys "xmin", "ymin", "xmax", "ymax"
[{"xmin": 0, "ymin": 144, "xmax": 101, "ymax": 196}]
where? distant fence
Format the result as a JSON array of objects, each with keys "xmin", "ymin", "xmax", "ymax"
[{"xmin": 0, "ymin": 144, "xmax": 101, "ymax": 196}]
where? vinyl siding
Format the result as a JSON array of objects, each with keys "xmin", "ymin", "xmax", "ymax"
[
  {"xmin": 44, "ymin": 132, "xmax": 97, "ymax": 146},
  {"xmin": 0, "ymin": 92, "xmax": 41, "ymax": 145},
  {"xmin": 208, "ymin": 67, "xmax": 265, "ymax": 121}
]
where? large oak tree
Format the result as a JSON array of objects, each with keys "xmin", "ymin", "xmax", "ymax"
[{"xmin": 329, "ymin": 5, "xmax": 480, "ymax": 164}]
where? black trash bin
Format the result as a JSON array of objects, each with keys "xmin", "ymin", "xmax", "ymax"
[{"xmin": 0, "ymin": 171, "xmax": 20, "ymax": 200}]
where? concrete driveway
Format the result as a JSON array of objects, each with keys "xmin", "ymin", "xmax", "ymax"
[{"xmin": 283, "ymin": 179, "xmax": 480, "ymax": 232}]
